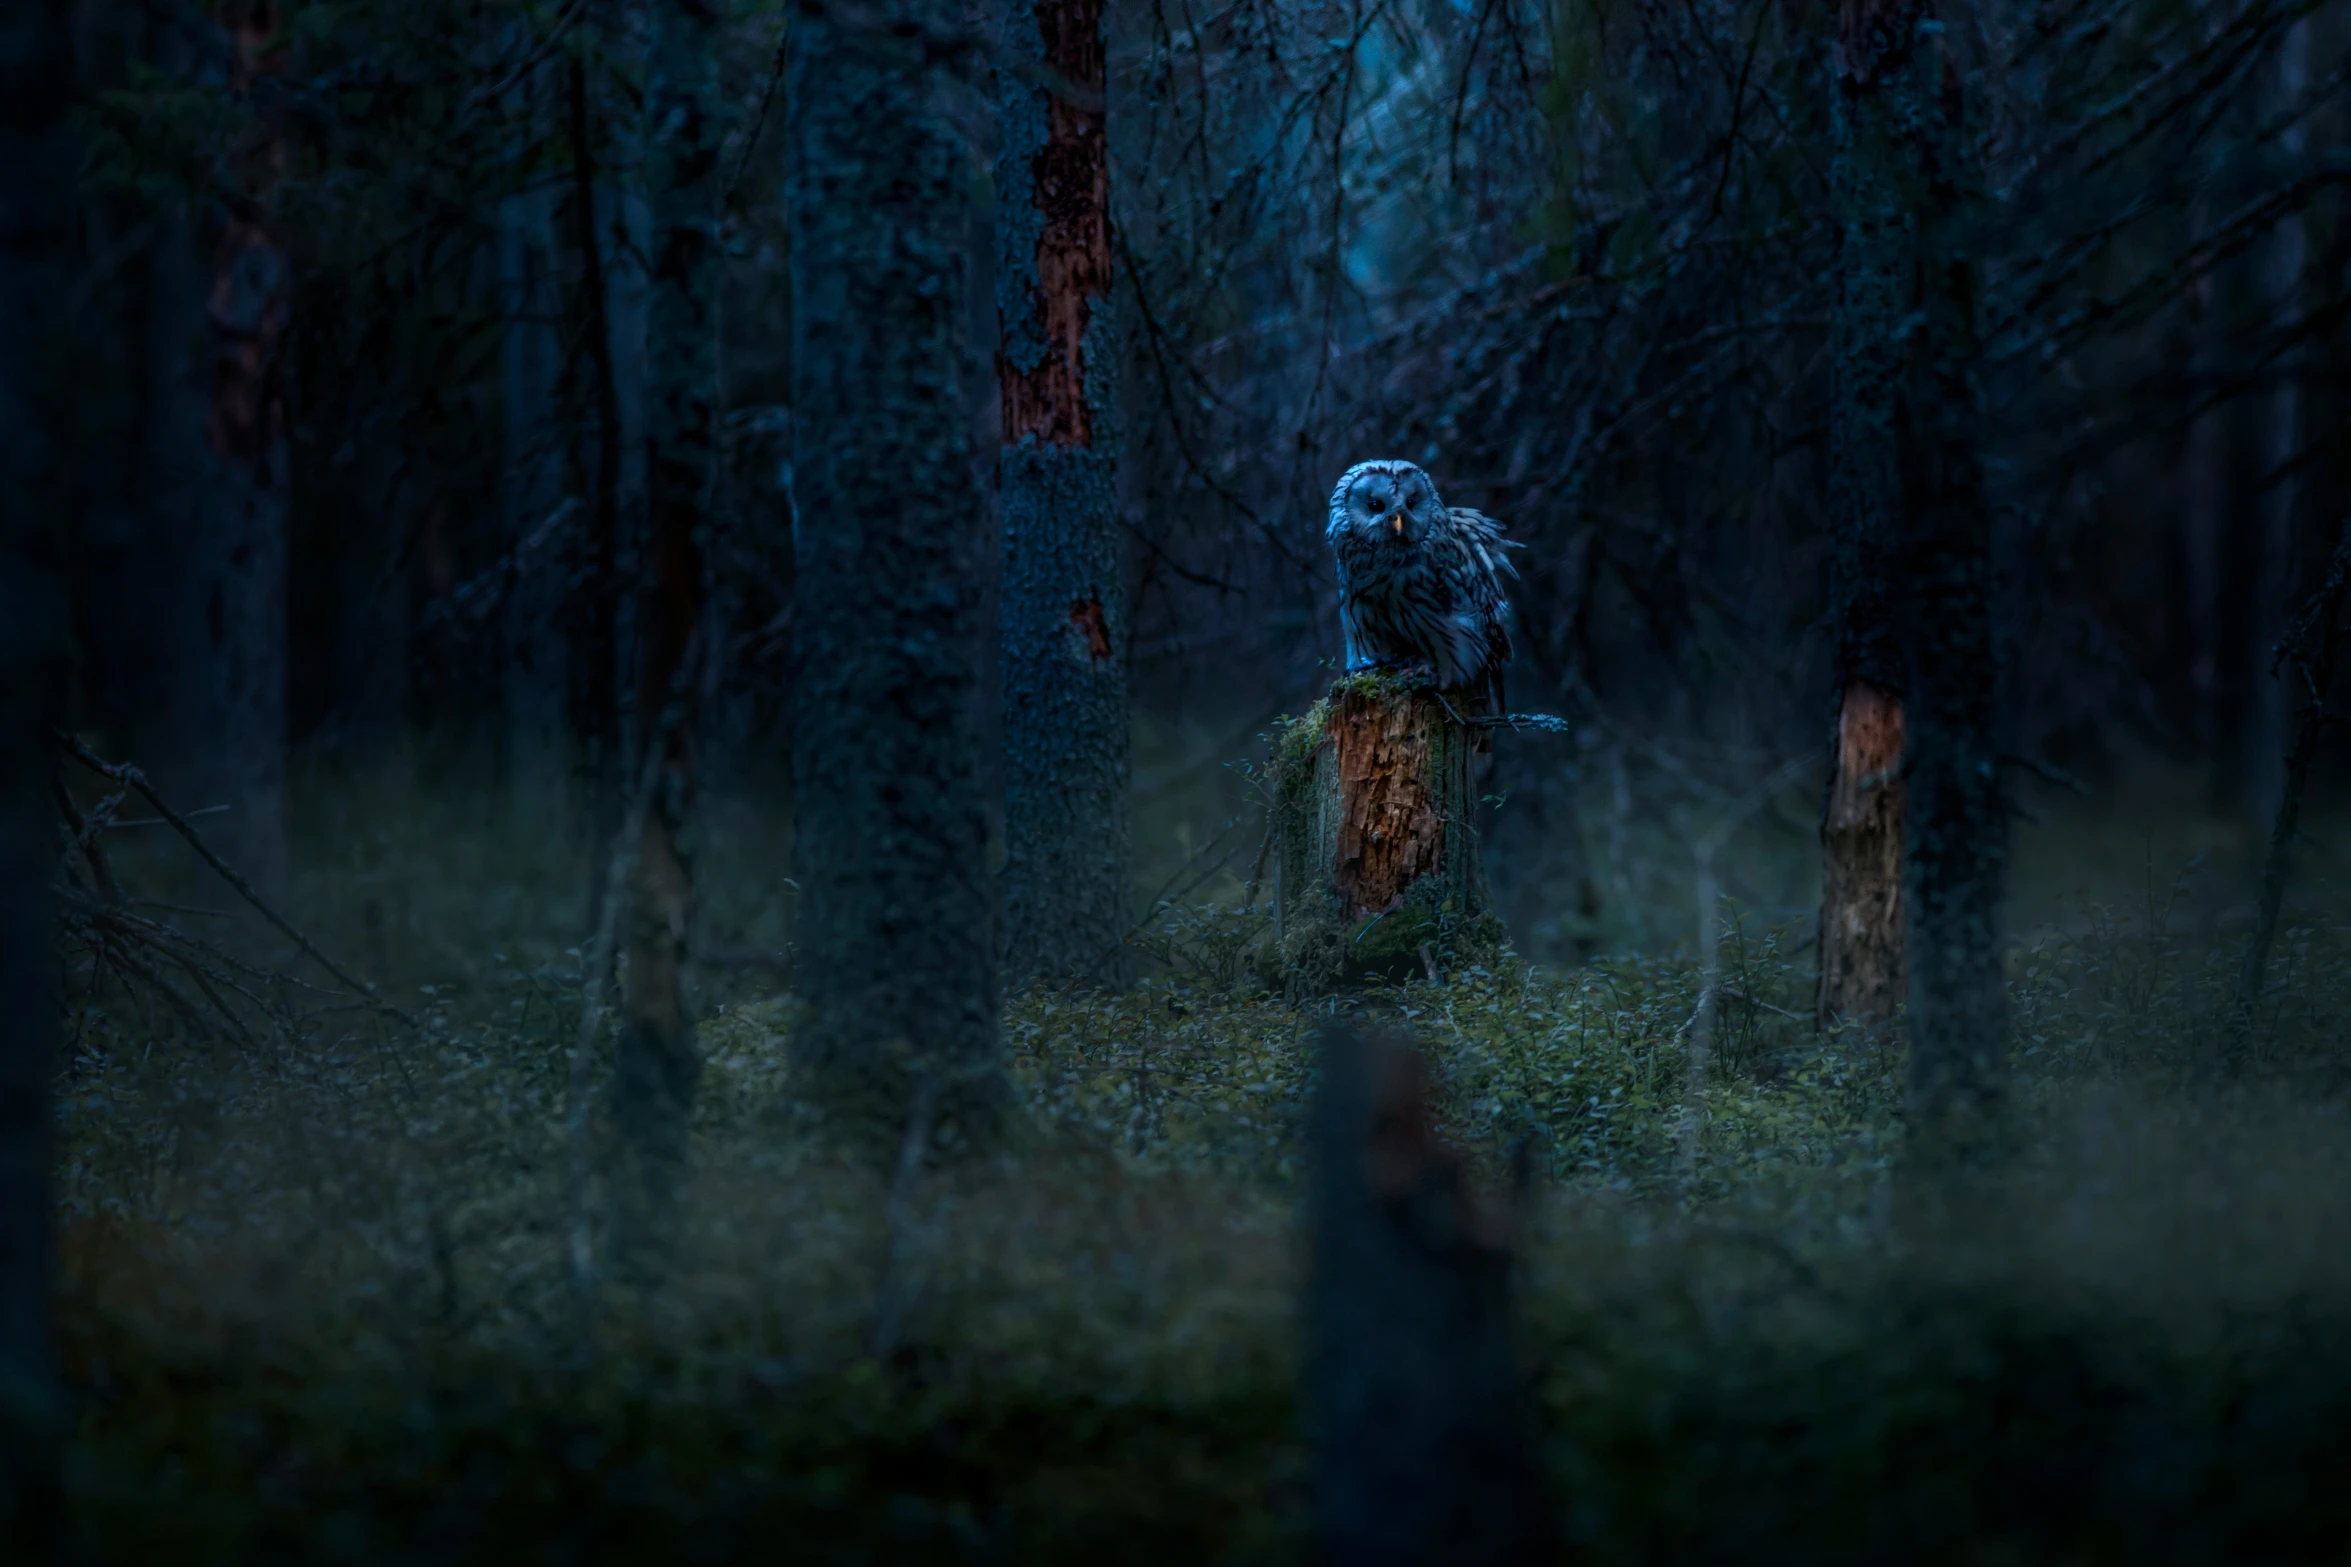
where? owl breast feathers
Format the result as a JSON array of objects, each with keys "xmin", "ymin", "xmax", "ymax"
[{"xmin": 1325, "ymin": 459, "xmax": 1521, "ymax": 716}]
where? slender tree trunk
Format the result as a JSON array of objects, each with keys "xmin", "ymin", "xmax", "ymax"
[
  {"xmin": 613, "ymin": 0, "xmax": 719, "ymax": 1262},
  {"xmin": 1817, "ymin": 0, "xmax": 1915, "ymax": 1029},
  {"xmin": 0, "ymin": 0, "xmax": 74, "ymax": 1536},
  {"xmin": 2179, "ymin": 193, "xmax": 2232, "ymax": 803},
  {"xmin": 1896, "ymin": 9, "xmax": 2008, "ymax": 1171},
  {"xmin": 134, "ymin": 6, "xmax": 292, "ymax": 897},
  {"xmin": 497, "ymin": 91, "xmax": 572, "ymax": 804},
  {"xmin": 789, "ymin": 0, "xmax": 1006, "ymax": 1141},
  {"xmin": 2246, "ymin": 15, "xmax": 2311, "ymax": 831},
  {"xmin": 569, "ymin": 54, "xmax": 627, "ymax": 932},
  {"xmin": 2233, "ymin": 522, "xmax": 2351, "ymax": 1048},
  {"xmin": 190, "ymin": 209, "xmax": 293, "ymax": 892},
  {"xmin": 997, "ymin": 0, "xmax": 1130, "ymax": 990}
]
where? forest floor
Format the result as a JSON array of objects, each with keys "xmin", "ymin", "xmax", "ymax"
[{"xmin": 44, "ymin": 757, "xmax": 2351, "ymax": 1563}]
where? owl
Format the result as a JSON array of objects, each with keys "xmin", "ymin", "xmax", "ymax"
[{"xmin": 1325, "ymin": 458, "xmax": 1520, "ymax": 719}]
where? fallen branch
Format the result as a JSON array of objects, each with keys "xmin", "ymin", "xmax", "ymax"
[{"xmin": 56, "ymin": 731, "xmax": 415, "ymax": 1028}]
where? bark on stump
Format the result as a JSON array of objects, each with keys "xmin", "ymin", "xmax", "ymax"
[{"xmin": 1272, "ymin": 674, "xmax": 1502, "ymax": 994}]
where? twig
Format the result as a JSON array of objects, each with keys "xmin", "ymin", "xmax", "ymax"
[
  {"xmin": 103, "ymin": 805, "xmax": 230, "ymax": 828},
  {"xmin": 1721, "ymin": 987, "xmax": 1804, "ymax": 1022},
  {"xmin": 55, "ymin": 732, "xmax": 415, "ymax": 1027}
]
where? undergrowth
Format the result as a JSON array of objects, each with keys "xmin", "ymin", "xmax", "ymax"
[{"xmin": 38, "ymin": 777, "xmax": 2351, "ymax": 1563}]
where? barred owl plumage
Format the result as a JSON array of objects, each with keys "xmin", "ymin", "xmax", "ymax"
[{"xmin": 1326, "ymin": 459, "xmax": 1520, "ymax": 719}]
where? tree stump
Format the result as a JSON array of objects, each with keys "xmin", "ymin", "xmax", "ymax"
[
  {"xmin": 1270, "ymin": 672, "xmax": 1503, "ymax": 993},
  {"xmin": 1306, "ymin": 1023, "xmax": 1550, "ymax": 1564}
]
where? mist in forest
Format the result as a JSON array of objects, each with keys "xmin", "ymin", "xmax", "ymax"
[{"xmin": 4, "ymin": 0, "xmax": 2351, "ymax": 1560}]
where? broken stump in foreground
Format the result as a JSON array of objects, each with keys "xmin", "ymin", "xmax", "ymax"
[
  {"xmin": 1270, "ymin": 672, "xmax": 1503, "ymax": 994},
  {"xmin": 1306, "ymin": 1023, "xmax": 1550, "ymax": 1565}
]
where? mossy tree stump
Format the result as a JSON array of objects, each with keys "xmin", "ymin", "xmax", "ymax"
[{"xmin": 1271, "ymin": 673, "xmax": 1503, "ymax": 994}]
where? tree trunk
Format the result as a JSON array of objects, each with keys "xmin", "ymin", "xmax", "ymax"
[
  {"xmin": 1307, "ymin": 1024, "xmax": 1549, "ymax": 1565},
  {"xmin": 1817, "ymin": 0, "xmax": 1916, "ymax": 1030},
  {"xmin": 0, "ymin": 0, "xmax": 73, "ymax": 1535},
  {"xmin": 190, "ymin": 209, "xmax": 293, "ymax": 893},
  {"xmin": 1896, "ymin": 8, "xmax": 2008, "ymax": 1171},
  {"xmin": 1818, "ymin": 679, "xmax": 1905, "ymax": 1025},
  {"xmin": 129, "ymin": 188, "xmax": 290, "ymax": 895},
  {"xmin": 788, "ymin": 0, "xmax": 1005, "ymax": 1143},
  {"xmin": 1272, "ymin": 675, "xmax": 1501, "ymax": 993},
  {"xmin": 2246, "ymin": 14, "xmax": 2311, "ymax": 832},
  {"xmin": 496, "ymin": 162, "xmax": 572, "ymax": 802},
  {"xmin": 568, "ymin": 56, "xmax": 628, "ymax": 931},
  {"xmin": 997, "ymin": 0, "xmax": 1130, "ymax": 990},
  {"xmin": 612, "ymin": 0, "xmax": 719, "ymax": 1262}
]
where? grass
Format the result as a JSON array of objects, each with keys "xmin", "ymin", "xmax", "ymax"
[{"xmin": 39, "ymin": 751, "xmax": 2351, "ymax": 1562}]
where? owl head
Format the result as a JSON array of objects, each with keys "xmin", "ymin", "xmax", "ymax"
[{"xmin": 1328, "ymin": 459, "xmax": 1445, "ymax": 548}]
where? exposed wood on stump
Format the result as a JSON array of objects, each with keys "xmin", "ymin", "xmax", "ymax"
[
  {"xmin": 1272, "ymin": 675, "xmax": 1499, "ymax": 993},
  {"xmin": 1818, "ymin": 678, "xmax": 1905, "ymax": 1026},
  {"xmin": 1307, "ymin": 1024, "xmax": 1550, "ymax": 1565}
]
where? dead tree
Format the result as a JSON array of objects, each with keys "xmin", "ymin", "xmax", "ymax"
[
  {"xmin": 1270, "ymin": 674, "xmax": 1503, "ymax": 993},
  {"xmin": 1306, "ymin": 1023, "xmax": 1549, "ymax": 1566},
  {"xmin": 997, "ymin": 0, "xmax": 1132, "ymax": 990},
  {"xmin": 1817, "ymin": 0, "xmax": 1920, "ymax": 1029}
]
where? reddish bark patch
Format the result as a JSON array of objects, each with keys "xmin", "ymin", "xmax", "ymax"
[
  {"xmin": 1000, "ymin": 0, "xmax": 1110, "ymax": 450},
  {"xmin": 1329, "ymin": 688, "xmax": 1447, "ymax": 922},
  {"xmin": 1068, "ymin": 595, "xmax": 1112, "ymax": 662}
]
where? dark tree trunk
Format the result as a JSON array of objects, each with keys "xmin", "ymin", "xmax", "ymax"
[
  {"xmin": 2233, "ymin": 523, "xmax": 2351, "ymax": 1048},
  {"xmin": 1307, "ymin": 1024, "xmax": 1549, "ymax": 1566},
  {"xmin": 613, "ymin": 0, "xmax": 719, "ymax": 1260},
  {"xmin": 1817, "ymin": 0, "xmax": 1916, "ymax": 1030},
  {"xmin": 788, "ymin": 0, "xmax": 1005, "ymax": 1140},
  {"xmin": 1272, "ymin": 675, "xmax": 1499, "ymax": 993},
  {"xmin": 569, "ymin": 54, "xmax": 627, "ymax": 928},
  {"xmin": 0, "ymin": 0, "xmax": 73, "ymax": 1535},
  {"xmin": 997, "ymin": 0, "xmax": 1130, "ymax": 990},
  {"xmin": 1895, "ymin": 10, "xmax": 2008, "ymax": 1170},
  {"xmin": 497, "ymin": 120, "xmax": 572, "ymax": 801},
  {"xmin": 2245, "ymin": 15, "xmax": 2312, "ymax": 831},
  {"xmin": 187, "ymin": 209, "xmax": 293, "ymax": 892}
]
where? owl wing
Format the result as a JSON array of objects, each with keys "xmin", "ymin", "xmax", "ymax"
[{"xmin": 1445, "ymin": 506, "xmax": 1519, "ymax": 682}]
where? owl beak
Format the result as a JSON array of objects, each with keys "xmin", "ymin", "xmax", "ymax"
[{"xmin": 1387, "ymin": 512, "xmax": 1404, "ymax": 535}]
